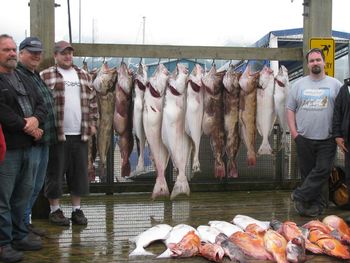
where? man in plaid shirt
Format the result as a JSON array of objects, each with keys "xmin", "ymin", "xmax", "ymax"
[{"xmin": 40, "ymin": 40, "xmax": 98, "ymax": 226}]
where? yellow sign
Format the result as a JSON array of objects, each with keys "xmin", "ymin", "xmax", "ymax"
[{"xmin": 309, "ymin": 38, "xmax": 335, "ymax": 77}]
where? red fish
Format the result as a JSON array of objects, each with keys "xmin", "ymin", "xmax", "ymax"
[{"xmin": 168, "ymin": 230, "xmax": 201, "ymax": 258}]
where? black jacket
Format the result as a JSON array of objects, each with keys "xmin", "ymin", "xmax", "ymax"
[
  {"xmin": 0, "ymin": 69, "xmax": 47, "ymax": 150},
  {"xmin": 332, "ymin": 80, "xmax": 350, "ymax": 144}
]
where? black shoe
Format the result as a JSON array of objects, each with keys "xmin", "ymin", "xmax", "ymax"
[
  {"xmin": 49, "ymin": 209, "xmax": 70, "ymax": 226},
  {"xmin": 0, "ymin": 244, "xmax": 23, "ymax": 263},
  {"xmin": 12, "ymin": 235, "xmax": 42, "ymax": 251},
  {"xmin": 71, "ymin": 209, "xmax": 88, "ymax": 225},
  {"xmin": 291, "ymin": 193, "xmax": 319, "ymax": 217},
  {"xmin": 27, "ymin": 224, "xmax": 46, "ymax": 237}
]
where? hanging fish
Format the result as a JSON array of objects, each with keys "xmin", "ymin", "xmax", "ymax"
[
  {"xmin": 162, "ymin": 63, "xmax": 192, "ymax": 200},
  {"xmin": 202, "ymin": 64, "xmax": 226, "ymax": 178},
  {"xmin": 143, "ymin": 63, "xmax": 170, "ymax": 199},
  {"xmin": 132, "ymin": 63, "xmax": 148, "ymax": 175},
  {"xmin": 185, "ymin": 64, "xmax": 204, "ymax": 173},
  {"xmin": 113, "ymin": 61, "xmax": 134, "ymax": 178},
  {"xmin": 223, "ymin": 65, "xmax": 242, "ymax": 177}
]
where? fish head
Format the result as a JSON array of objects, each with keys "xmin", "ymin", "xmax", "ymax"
[
  {"xmin": 135, "ymin": 63, "xmax": 148, "ymax": 87},
  {"xmin": 93, "ymin": 64, "xmax": 117, "ymax": 94},
  {"xmin": 223, "ymin": 65, "xmax": 241, "ymax": 92},
  {"xmin": 258, "ymin": 65, "xmax": 274, "ymax": 89},
  {"xmin": 275, "ymin": 65, "xmax": 290, "ymax": 88},
  {"xmin": 188, "ymin": 64, "xmax": 204, "ymax": 90},
  {"xmin": 117, "ymin": 62, "xmax": 133, "ymax": 94},
  {"xmin": 202, "ymin": 65, "xmax": 225, "ymax": 95},
  {"xmin": 149, "ymin": 63, "xmax": 169, "ymax": 96}
]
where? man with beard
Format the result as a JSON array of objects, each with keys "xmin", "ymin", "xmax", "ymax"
[
  {"xmin": 0, "ymin": 34, "xmax": 46, "ymax": 262},
  {"xmin": 287, "ymin": 48, "xmax": 342, "ymax": 217},
  {"xmin": 40, "ymin": 41, "xmax": 98, "ymax": 226}
]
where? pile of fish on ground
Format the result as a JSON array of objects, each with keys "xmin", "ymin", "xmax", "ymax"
[
  {"xmin": 129, "ymin": 214, "xmax": 350, "ymax": 262},
  {"xmin": 90, "ymin": 61, "xmax": 290, "ymax": 199}
]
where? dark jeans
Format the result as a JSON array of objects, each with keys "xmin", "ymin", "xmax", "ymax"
[
  {"xmin": 0, "ymin": 148, "xmax": 33, "ymax": 246},
  {"xmin": 293, "ymin": 135, "xmax": 336, "ymax": 206},
  {"xmin": 345, "ymin": 142, "xmax": 350, "ymax": 199}
]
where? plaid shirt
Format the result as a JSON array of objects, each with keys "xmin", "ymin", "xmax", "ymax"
[
  {"xmin": 17, "ymin": 63, "xmax": 57, "ymax": 145},
  {"xmin": 40, "ymin": 65, "xmax": 98, "ymax": 142}
]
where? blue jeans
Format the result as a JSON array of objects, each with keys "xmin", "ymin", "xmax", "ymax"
[
  {"xmin": 24, "ymin": 145, "xmax": 49, "ymax": 225},
  {"xmin": 0, "ymin": 148, "xmax": 33, "ymax": 246}
]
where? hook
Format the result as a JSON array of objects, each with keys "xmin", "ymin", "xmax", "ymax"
[
  {"xmin": 139, "ymin": 57, "xmax": 143, "ymax": 65},
  {"xmin": 157, "ymin": 58, "xmax": 161, "ymax": 65},
  {"xmin": 83, "ymin": 57, "xmax": 86, "ymax": 63},
  {"xmin": 229, "ymin": 60, "xmax": 232, "ymax": 66},
  {"xmin": 121, "ymin": 57, "xmax": 124, "ymax": 63},
  {"xmin": 212, "ymin": 59, "xmax": 215, "ymax": 66},
  {"xmin": 103, "ymin": 57, "xmax": 106, "ymax": 64}
]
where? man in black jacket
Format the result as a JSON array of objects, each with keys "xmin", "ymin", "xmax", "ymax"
[
  {"xmin": 332, "ymin": 77, "xmax": 350, "ymax": 222},
  {"xmin": 0, "ymin": 34, "xmax": 47, "ymax": 263}
]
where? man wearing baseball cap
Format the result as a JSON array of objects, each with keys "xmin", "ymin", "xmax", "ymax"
[
  {"xmin": 40, "ymin": 41, "xmax": 98, "ymax": 226},
  {"xmin": 17, "ymin": 37, "xmax": 57, "ymax": 237}
]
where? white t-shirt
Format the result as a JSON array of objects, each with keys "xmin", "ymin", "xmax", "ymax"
[{"xmin": 57, "ymin": 67, "xmax": 82, "ymax": 135}]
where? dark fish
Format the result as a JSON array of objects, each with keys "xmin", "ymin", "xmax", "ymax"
[
  {"xmin": 215, "ymin": 233, "xmax": 248, "ymax": 262},
  {"xmin": 223, "ymin": 65, "xmax": 241, "ymax": 178},
  {"xmin": 113, "ymin": 62, "xmax": 134, "ymax": 177},
  {"xmin": 202, "ymin": 65, "xmax": 226, "ymax": 178}
]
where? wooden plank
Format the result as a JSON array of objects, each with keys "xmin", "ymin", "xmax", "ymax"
[{"xmin": 72, "ymin": 43, "xmax": 303, "ymax": 61}]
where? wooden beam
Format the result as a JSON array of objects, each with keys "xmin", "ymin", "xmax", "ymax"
[{"xmin": 72, "ymin": 43, "xmax": 303, "ymax": 61}]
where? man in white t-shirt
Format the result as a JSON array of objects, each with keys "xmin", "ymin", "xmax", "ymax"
[
  {"xmin": 40, "ymin": 41, "xmax": 98, "ymax": 226},
  {"xmin": 286, "ymin": 48, "xmax": 341, "ymax": 217}
]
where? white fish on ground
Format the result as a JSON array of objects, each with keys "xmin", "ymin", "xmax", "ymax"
[
  {"xmin": 208, "ymin": 221, "xmax": 242, "ymax": 237},
  {"xmin": 274, "ymin": 65, "xmax": 290, "ymax": 153},
  {"xmin": 143, "ymin": 64, "xmax": 170, "ymax": 199},
  {"xmin": 157, "ymin": 224, "xmax": 197, "ymax": 258},
  {"xmin": 232, "ymin": 214, "xmax": 270, "ymax": 231},
  {"xmin": 161, "ymin": 63, "xmax": 191, "ymax": 200},
  {"xmin": 257, "ymin": 65, "xmax": 275, "ymax": 155},
  {"xmin": 185, "ymin": 64, "xmax": 204, "ymax": 173},
  {"xmin": 197, "ymin": 225, "xmax": 222, "ymax": 244},
  {"xmin": 129, "ymin": 224, "xmax": 173, "ymax": 257},
  {"xmin": 133, "ymin": 63, "xmax": 148, "ymax": 175}
]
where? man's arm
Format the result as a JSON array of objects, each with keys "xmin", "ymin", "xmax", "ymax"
[{"xmin": 287, "ymin": 109, "xmax": 298, "ymax": 140}]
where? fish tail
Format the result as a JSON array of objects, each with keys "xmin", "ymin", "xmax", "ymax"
[
  {"xmin": 152, "ymin": 176, "xmax": 170, "ymax": 200},
  {"xmin": 170, "ymin": 177, "xmax": 190, "ymax": 200},
  {"xmin": 257, "ymin": 141, "xmax": 273, "ymax": 155},
  {"xmin": 129, "ymin": 247, "xmax": 154, "ymax": 257}
]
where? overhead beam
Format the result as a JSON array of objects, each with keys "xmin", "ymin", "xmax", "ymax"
[{"xmin": 72, "ymin": 43, "xmax": 303, "ymax": 61}]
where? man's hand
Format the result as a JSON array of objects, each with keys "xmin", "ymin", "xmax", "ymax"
[
  {"xmin": 28, "ymin": 128, "xmax": 43, "ymax": 141},
  {"xmin": 23, "ymin": 117, "xmax": 39, "ymax": 134},
  {"xmin": 90, "ymin": 126, "xmax": 97, "ymax": 136},
  {"xmin": 336, "ymin": 137, "xmax": 348, "ymax": 153}
]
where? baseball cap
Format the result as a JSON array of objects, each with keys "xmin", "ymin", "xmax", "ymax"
[
  {"xmin": 19, "ymin": 37, "xmax": 43, "ymax": 52},
  {"xmin": 54, "ymin": 40, "xmax": 74, "ymax": 53}
]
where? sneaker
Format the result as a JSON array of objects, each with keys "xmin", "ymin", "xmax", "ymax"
[
  {"xmin": 27, "ymin": 224, "xmax": 46, "ymax": 237},
  {"xmin": 12, "ymin": 235, "xmax": 42, "ymax": 251},
  {"xmin": 49, "ymin": 209, "xmax": 70, "ymax": 226},
  {"xmin": 292, "ymin": 197, "xmax": 319, "ymax": 217},
  {"xmin": 71, "ymin": 209, "xmax": 88, "ymax": 225},
  {"xmin": 0, "ymin": 244, "xmax": 23, "ymax": 263}
]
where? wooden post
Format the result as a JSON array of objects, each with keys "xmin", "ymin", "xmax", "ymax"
[
  {"xmin": 30, "ymin": 0, "xmax": 55, "ymax": 71},
  {"xmin": 30, "ymin": 0, "xmax": 55, "ymax": 220},
  {"xmin": 303, "ymin": 0, "xmax": 332, "ymax": 74}
]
